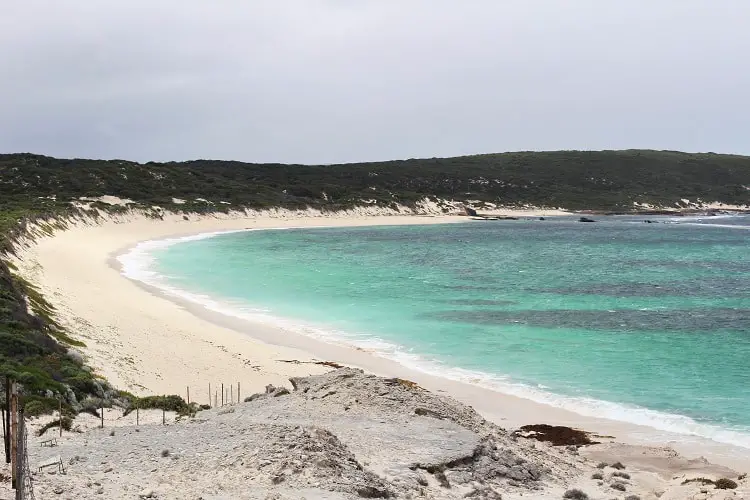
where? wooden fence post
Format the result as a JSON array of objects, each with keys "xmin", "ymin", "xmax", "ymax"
[
  {"xmin": 10, "ymin": 381, "xmax": 17, "ymax": 489},
  {"xmin": 187, "ymin": 386, "xmax": 190, "ymax": 406},
  {"xmin": 221, "ymin": 384, "xmax": 224, "ymax": 406},
  {"xmin": 208, "ymin": 383, "xmax": 211, "ymax": 407},
  {"xmin": 4, "ymin": 376, "xmax": 10, "ymax": 464},
  {"xmin": 230, "ymin": 384, "xmax": 234, "ymax": 405},
  {"xmin": 238, "ymin": 382, "xmax": 240, "ymax": 403},
  {"xmin": 100, "ymin": 403, "xmax": 104, "ymax": 428},
  {"xmin": 59, "ymin": 397, "xmax": 63, "ymax": 437},
  {"xmin": 1, "ymin": 404, "xmax": 5, "ymax": 463},
  {"xmin": 162, "ymin": 408, "xmax": 165, "ymax": 425},
  {"xmin": 15, "ymin": 408, "xmax": 24, "ymax": 500}
]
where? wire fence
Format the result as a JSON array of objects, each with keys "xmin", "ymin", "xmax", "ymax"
[{"xmin": 2, "ymin": 378, "xmax": 244, "ymax": 499}]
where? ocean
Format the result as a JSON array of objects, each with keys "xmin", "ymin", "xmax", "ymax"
[{"xmin": 119, "ymin": 214, "xmax": 750, "ymax": 448}]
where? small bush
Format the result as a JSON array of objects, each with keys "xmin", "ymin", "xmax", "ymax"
[
  {"xmin": 715, "ymin": 478, "xmax": 738, "ymax": 490},
  {"xmin": 37, "ymin": 416, "xmax": 72, "ymax": 436},
  {"xmin": 612, "ymin": 471, "xmax": 630, "ymax": 479},
  {"xmin": 79, "ymin": 397, "xmax": 103, "ymax": 417},
  {"xmin": 563, "ymin": 489, "xmax": 589, "ymax": 499},
  {"xmin": 23, "ymin": 396, "xmax": 61, "ymax": 417},
  {"xmin": 109, "ymin": 430, "xmax": 115, "ymax": 437},
  {"xmin": 681, "ymin": 477, "xmax": 714, "ymax": 486},
  {"xmin": 611, "ymin": 481, "xmax": 627, "ymax": 491},
  {"xmin": 611, "ymin": 461, "xmax": 626, "ymax": 470},
  {"xmin": 123, "ymin": 395, "xmax": 189, "ymax": 417},
  {"xmin": 596, "ymin": 462, "xmax": 607, "ymax": 469},
  {"xmin": 591, "ymin": 472, "xmax": 603, "ymax": 480},
  {"xmin": 161, "ymin": 449, "xmax": 170, "ymax": 458}
]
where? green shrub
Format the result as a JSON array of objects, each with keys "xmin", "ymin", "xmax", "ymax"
[
  {"xmin": 124, "ymin": 395, "xmax": 189, "ymax": 416},
  {"xmin": 681, "ymin": 477, "xmax": 715, "ymax": 486},
  {"xmin": 37, "ymin": 416, "xmax": 72, "ymax": 436},
  {"xmin": 611, "ymin": 481, "xmax": 627, "ymax": 491},
  {"xmin": 23, "ymin": 396, "xmax": 61, "ymax": 417},
  {"xmin": 563, "ymin": 489, "xmax": 588, "ymax": 500},
  {"xmin": 715, "ymin": 478, "xmax": 738, "ymax": 490}
]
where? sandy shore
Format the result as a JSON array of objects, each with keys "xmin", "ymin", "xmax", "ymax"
[{"xmin": 10, "ymin": 206, "xmax": 750, "ymax": 478}]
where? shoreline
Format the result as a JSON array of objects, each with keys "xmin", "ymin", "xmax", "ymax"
[{"xmin": 11, "ymin": 207, "xmax": 750, "ymax": 475}]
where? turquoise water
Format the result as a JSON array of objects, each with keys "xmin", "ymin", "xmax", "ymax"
[{"xmin": 123, "ymin": 215, "xmax": 750, "ymax": 446}]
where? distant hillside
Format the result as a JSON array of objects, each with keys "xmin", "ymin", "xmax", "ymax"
[
  {"xmin": 0, "ymin": 149, "xmax": 749, "ymax": 415},
  {"xmin": 2, "ymin": 150, "xmax": 749, "ymax": 215}
]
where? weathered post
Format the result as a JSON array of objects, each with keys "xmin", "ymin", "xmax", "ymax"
[
  {"xmin": 1, "ymin": 404, "xmax": 5, "ymax": 462},
  {"xmin": 221, "ymin": 384, "xmax": 224, "ymax": 406},
  {"xmin": 214, "ymin": 391, "xmax": 217, "ymax": 408},
  {"xmin": 59, "ymin": 397, "xmax": 63, "ymax": 437},
  {"xmin": 208, "ymin": 383, "xmax": 211, "ymax": 407},
  {"xmin": 238, "ymin": 382, "xmax": 240, "ymax": 403},
  {"xmin": 187, "ymin": 386, "xmax": 190, "ymax": 406},
  {"xmin": 15, "ymin": 408, "xmax": 24, "ymax": 500},
  {"xmin": 230, "ymin": 385, "xmax": 234, "ymax": 405},
  {"xmin": 4, "ymin": 376, "xmax": 10, "ymax": 463},
  {"xmin": 136, "ymin": 404, "xmax": 139, "ymax": 426},
  {"xmin": 162, "ymin": 408, "xmax": 165, "ymax": 425},
  {"xmin": 100, "ymin": 403, "xmax": 104, "ymax": 428},
  {"xmin": 10, "ymin": 381, "xmax": 17, "ymax": 489}
]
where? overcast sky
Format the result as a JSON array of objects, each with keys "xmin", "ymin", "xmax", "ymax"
[{"xmin": 1, "ymin": 1, "xmax": 749, "ymax": 164}]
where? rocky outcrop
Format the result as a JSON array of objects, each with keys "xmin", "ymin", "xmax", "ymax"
[{"xmin": 28, "ymin": 369, "xmax": 585, "ymax": 499}]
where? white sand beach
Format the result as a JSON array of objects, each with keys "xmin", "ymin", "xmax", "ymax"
[{"xmin": 7, "ymin": 204, "xmax": 750, "ymax": 499}]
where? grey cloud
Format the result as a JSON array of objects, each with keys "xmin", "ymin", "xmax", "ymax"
[{"xmin": 1, "ymin": 1, "xmax": 749, "ymax": 164}]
